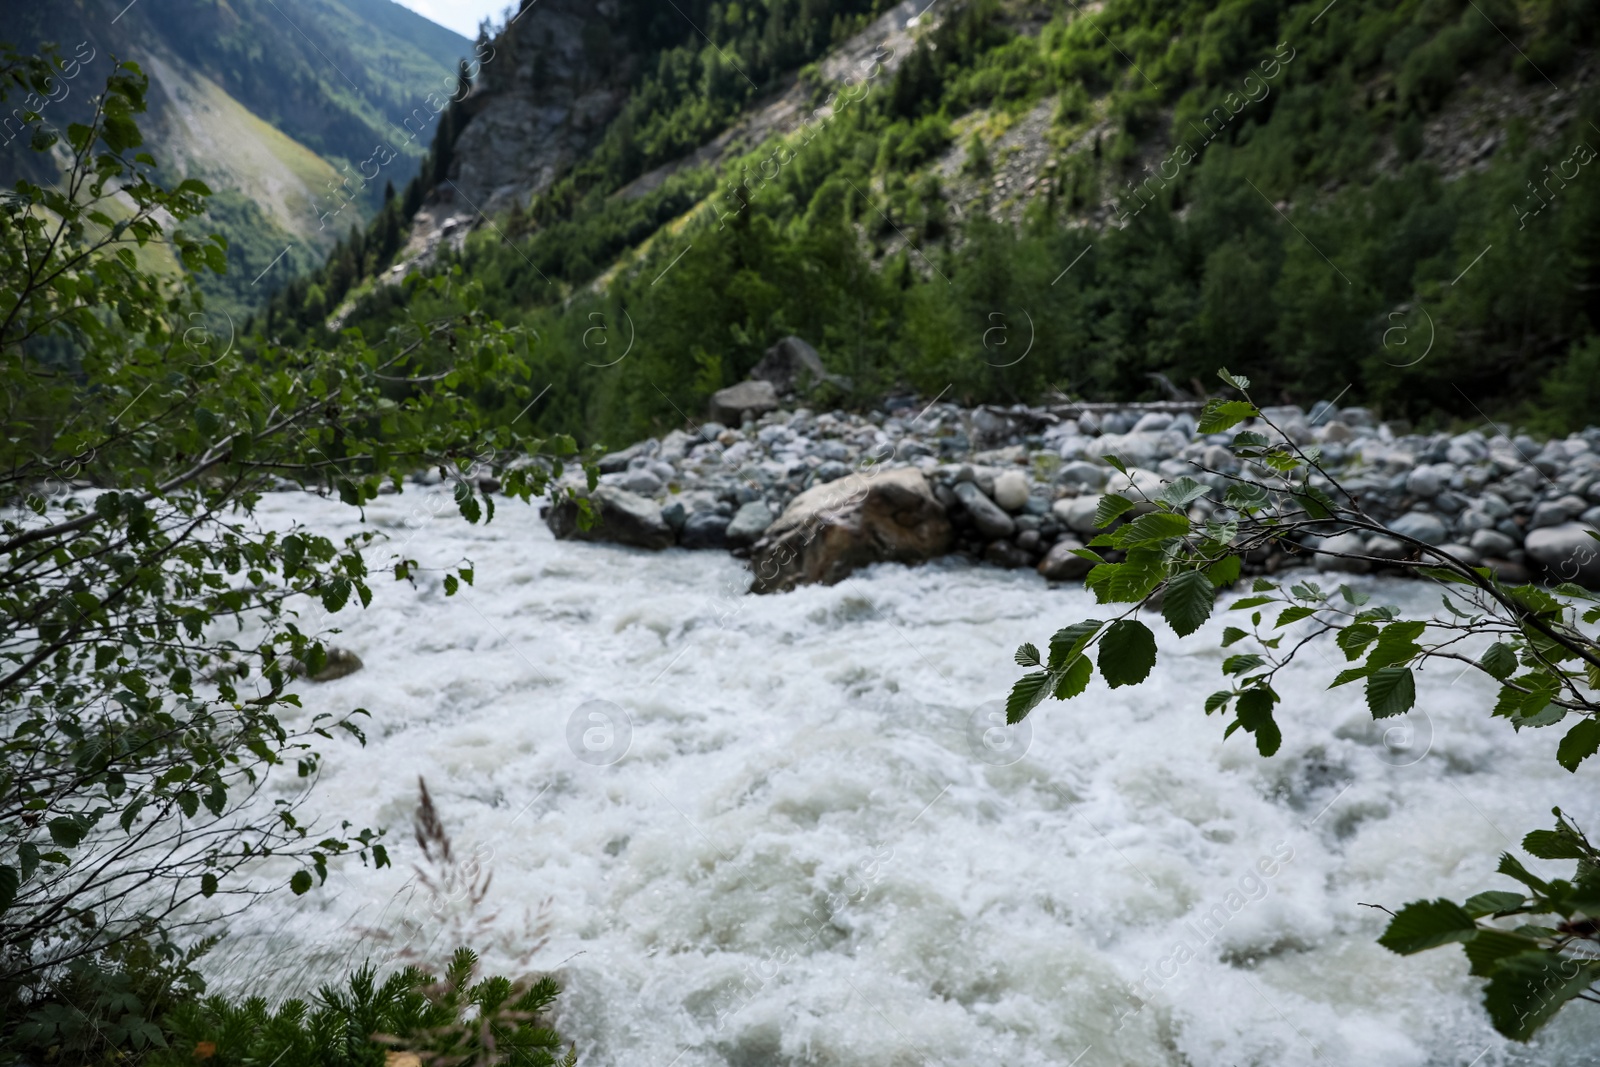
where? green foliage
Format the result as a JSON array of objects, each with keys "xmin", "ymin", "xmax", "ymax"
[
  {"xmin": 3, "ymin": 940, "xmax": 575, "ymax": 1067},
  {"xmin": 6, "ymin": 932, "xmax": 214, "ymax": 1062},
  {"xmin": 1006, "ymin": 371, "xmax": 1600, "ymax": 1040},
  {"xmin": 156, "ymin": 949, "xmax": 574, "ymax": 1067},
  {"xmin": 1380, "ymin": 810, "xmax": 1600, "ymax": 1041},
  {"xmin": 0, "ymin": 49, "xmax": 592, "ymax": 1002}
]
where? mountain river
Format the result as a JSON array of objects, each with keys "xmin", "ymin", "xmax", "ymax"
[{"xmin": 207, "ymin": 489, "xmax": 1599, "ymax": 1066}]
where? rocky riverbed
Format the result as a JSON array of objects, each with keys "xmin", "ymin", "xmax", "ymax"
[{"xmin": 526, "ymin": 371, "xmax": 1600, "ymax": 593}]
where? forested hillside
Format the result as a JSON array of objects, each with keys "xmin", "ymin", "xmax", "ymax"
[
  {"xmin": 268, "ymin": 0, "xmax": 1600, "ymax": 443},
  {"xmin": 1, "ymin": 0, "xmax": 471, "ymax": 316}
]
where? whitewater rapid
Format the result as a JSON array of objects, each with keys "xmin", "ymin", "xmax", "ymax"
[{"xmin": 210, "ymin": 489, "xmax": 1598, "ymax": 1066}]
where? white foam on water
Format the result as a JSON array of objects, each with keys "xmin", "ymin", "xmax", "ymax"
[{"xmin": 206, "ymin": 490, "xmax": 1599, "ymax": 1066}]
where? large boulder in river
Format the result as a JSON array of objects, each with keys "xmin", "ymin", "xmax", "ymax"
[
  {"xmin": 709, "ymin": 380, "xmax": 779, "ymax": 425},
  {"xmin": 544, "ymin": 486, "xmax": 674, "ymax": 550},
  {"xmin": 1525, "ymin": 523, "xmax": 1600, "ymax": 588},
  {"xmin": 749, "ymin": 468, "xmax": 952, "ymax": 593}
]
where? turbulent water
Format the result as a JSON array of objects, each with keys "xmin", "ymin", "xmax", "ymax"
[{"xmin": 207, "ymin": 489, "xmax": 1598, "ymax": 1067}]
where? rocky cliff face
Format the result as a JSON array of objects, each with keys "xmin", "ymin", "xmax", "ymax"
[{"xmin": 442, "ymin": 0, "xmax": 636, "ymax": 218}]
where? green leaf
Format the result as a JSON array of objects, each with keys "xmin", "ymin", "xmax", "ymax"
[
  {"xmin": 1224, "ymin": 483, "xmax": 1270, "ymax": 511},
  {"xmin": 1014, "ymin": 643, "xmax": 1042, "ymax": 668},
  {"xmin": 1522, "ymin": 825, "xmax": 1589, "ymax": 861},
  {"xmin": 1228, "ymin": 596, "xmax": 1276, "ymax": 610},
  {"xmin": 1235, "ymin": 687, "xmax": 1281, "ymax": 756},
  {"xmin": 1497, "ymin": 854, "xmax": 1550, "ymax": 894},
  {"xmin": 1093, "ymin": 494, "xmax": 1135, "ymax": 528},
  {"xmin": 1222, "ymin": 653, "xmax": 1265, "ymax": 675},
  {"xmin": 1555, "ymin": 717, "xmax": 1600, "ymax": 772},
  {"xmin": 1114, "ymin": 511, "xmax": 1190, "ymax": 547},
  {"xmin": 1290, "ymin": 485, "xmax": 1338, "ymax": 519},
  {"xmin": 1339, "ymin": 584, "xmax": 1371, "ymax": 606},
  {"xmin": 1483, "ymin": 953, "xmax": 1600, "ymax": 1041},
  {"xmin": 455, "ymin": 480, "xmax": 482, "ymax": 524},
  {"xmin": 1197, "ymin": 399, "xmax": 1257, "ymax": 434},
  {"xmin": 201, "ymin": 873, "xmax": 218, "ymax": 898},
  {"xmin": 1366, "ymin": 667, "xmax": 1416, "ymax": 719},
  {"xmin": 1216, "ymin": 368, "xmax": 1252, "ymax": 391},
  {"xmin": 1418, "ymin": 566, "xmax": 1473, "ymax": 586},
  {"xmin": 1158, "ymin": 476, "xmax": 1210, "ymax": 508},
  {"xmin": 1048, "ymin": 620, "xmax": 1102, "ymax": 670},
  {"xmin": 1053, "ymin": 655, "xmax": 1093, "ymax": 700},
  {"xmin": 1207, "ymin": 555, "xmax": 1242, "ymax": 587},
  {"xmin": 1367, "ymin": 620, "xmax": 1426, "ymax": 668},
  {"xmin": 1510, "ymin": 698, "xmax": 1565, "ymax": 730},
  {"xmin": 1007, "ymin": 671, "xmax": 1052, "ymax": 724},
  {"xmin": 1275, "ymin": 605, "xmax": 1316, "ymax": 628},
  {"xmin": 1377, "ymin": 899, "xmax": 1478, "ymax": 954},
  {"xmin": 1221, "ymin": 626, "xmax": 1249, "ymax": 647},
  {"xmin": 1101, "ymin": 455, "xmax": 1129, "ymax": 476},
  {"xmin": 1463, "ymin": 929, "xmax": 1542, "ymax": 977},
  {"xmin": 290, "ymin": 870, "xmax": 314, "ymax": 895},
  {"xmin": 443, "ymin": 574, "xmax": 460, "ymax": 596},
  {"xmin": 1085, "ymin": 553, "xmax": 1167, "ymax": 604},
  {"xmin": 1098, "ymin": 620, "xmax": 1157, "ymax": 688},
  {"xmin": 1336, "ymin": 622, "xmax": 1379, "ymax": 660},
  {"xmin": 1162, "ymin": 569, "xmax": 1216, "ymax": 637},
  {"xmin": 46, "ymin": 816, "xmax": 86, "ymax": 849},
  {"xmin": 119, "ymin": 797, "xmax": 147, "ymax": 833},
  {"xmin": 320, "ymin": 577, "xmax": 351, "ymax": 614},
  {"xmin": 281, "ymin": 534, "xmax": 305, "ymax": 579},
  {"xmin": 0, "ymin": 866, "xmax": 17, "ymax": 914},
  {"xmin": 1204, "ymin": 690, "xmax": 1232, "ymax": 714},
  {"xmin": 1462, "ymin": 891, "xmax": 1527, "ymax": 918}
]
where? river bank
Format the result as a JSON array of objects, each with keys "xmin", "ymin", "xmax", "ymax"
[{"xmin": 512, "ymin": 379, "xmax": 1600, "ymax": 590}]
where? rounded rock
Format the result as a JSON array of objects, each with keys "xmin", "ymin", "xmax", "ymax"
[
  {"xmin": 1525, "ymin": 523, "xmax": 1600, "ymax": 588},
  {"xmin": 725, "ymin": 501, "xmax": 775, "ymax": 546},
  {"xmin": 1468, "ymin": 528, "xmax": 1517, "ymax": 557},
  {"xmin": 1405, "ymin": 465, "xmax": 1446, "ymax": 498},
  {"xmin": 1389, "ymin": 511, "xmax": 1448, "ymax": 546},
  {"xmin": 992, "ymin": 469, "xmax": 1030, "ymax": 512},
  {"xmin": 1036, "ymin": 537, "xmax": 1091, "ymax": 581}
]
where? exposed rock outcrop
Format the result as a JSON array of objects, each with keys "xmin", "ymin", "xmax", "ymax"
[{"xmin": 446, "ymin": 0, "xmax": 637, "ymax": 217}]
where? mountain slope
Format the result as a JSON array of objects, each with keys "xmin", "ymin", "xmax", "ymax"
[
  {"xmin": 0, "ymin": 0, "xmax": 471, "ymax": 315},
  {"xmin": 274, "ymin": 0, "xmax": 1600, "ymax": 442}
]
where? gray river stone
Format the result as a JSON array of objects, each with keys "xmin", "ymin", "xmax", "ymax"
[
  {"xmin": 1389, "ymin": 511, "xmax": 1448, "ymax": 546},
  {"xmin": 726, "ymin": 501, "xmax": 776, "ymax": 545},
  {"xmin": 1525, "ymin": 523, "xmax": 1600, "ymax": 588},
  {"xmin": 954, "ymin": 481, "xmax": 1016, "ymax": 539}
]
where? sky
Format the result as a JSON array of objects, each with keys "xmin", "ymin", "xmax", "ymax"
[{"xmin": 394, "ymin": 0, "xmax": 512, "ymax": 40}]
